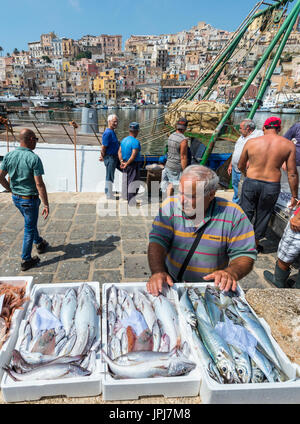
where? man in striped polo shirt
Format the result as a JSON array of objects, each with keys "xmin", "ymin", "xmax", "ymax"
[{"xmin": 146, "ymin": 165, "xmax": 257, "ymax": 296}]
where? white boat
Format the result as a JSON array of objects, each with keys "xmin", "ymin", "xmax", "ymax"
[
  {"xmin": 29, "ymin": 95, "xmax": 58, "ymax": 107},
  {"xmin": 281, "ymin": 107, "xmax": 300, "ymax": 114}
]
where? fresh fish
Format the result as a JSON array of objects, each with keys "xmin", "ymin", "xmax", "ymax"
[
  {"xmin": 149, "ymin": 293, "xmax": 180, "ymax": 351},
  {"xmin": 28, "ymin": 306, "xmax": 40, "ymax": 339},
  {"xmin": 122, "ymin": 292, "xmax": 137, "ymax": 315},
  {"xmin": 115, "ymin": 304, "xmax": 123, "ymax": 321},
  {"xmin": 181, "ymin": 341, "xmax": 190, "ymax": 359},
  {"xmin": 31, "ymin": 329, "xmax": 57, "ymax": 355},
  {"xmin": 187, "ymin": 288, "xmax": 200, "ymax": 305},
  {"xmin": 70, "ymin": 285, "xmax": 99, "ymax": 356},
  {"xmin": 228, "ymin": 344, "xmax": 252, "ymax": 384},
  {"xmin": 107, "ymin": 299, "xmax": 115, "ymax": 315},
  {"xmin": 248, "ymin": 348, "xmax": 276, "ymax": 383},
  {"xmin": 59, "ymin": 289, "xmax": 77, "ymax": 336},
  {"xmin": 117, "ymin": 288, "xmax": 128, "ymax": 306},
  {"xmin": 87, "ymin": 350, "xmax": 97, "ymax": 373},
  {"xmin": 19, "ymin": 323, "xmax": 32, "ymax": 352},
  {"xmin": 55, "ymin": 328, "xmax": 66, "ymax": 346},
  {"xmin": 196, "ymin": 317, "xmax": 240, "ymax": 383},
  {"xmin": 102, "ymin": 350, "xmax": 196, "ymax": 379},
  {"xmin": 194, "ymin": 296, "xmax": 211, "ymax": 326},
  {"xmin": 232, "ymin": 298, "xmax": 282, "ymax": 370},
  {"xmin": 90, "ymin": 339, "xmax": 101, "ymax": 353},
  {"xmin": 38, "ymin": 293, "xmax": 52, "ymax": 312},
  {"xmin": 250, "ymin": 358, "xmax": 267, "ymax": 383},
  {"xmin": 107, "ymin": 285, "xmax": 118, "ymax": 308},
  {"xmin": 121, "ymin": 331, "xmax": 128, "ymax": 355},
  {"xmin": 159, "ymin": 333, "xmax": 170, "ymax": 353},
  {"xmin": 108, "ymin": 311, "xmax": 116, "ymax": 337},
  {"xmin": 80, "ymin": 352, "xmax": 91, "ymax": 369},
  {"xmin": 179, "ymin": 289, "xmax": 197, "ymax": 328},
  {"xmin": 204, "ymin": 287, "xmax": 222, "ymax": 327},
  {"xmin": 152, "ymin": 321, "xmax": 161, "ymax": 352},
  {"xmin": 57, "ymin": 333, "xmax": 77, "ymax": 357},
  {"xmin": 109, "ymin": 336, "xmax": 122, "ymax": 360},
  {"xmin": 11, "ymin": 349, "xmax": 83, "ymax": 372},
  {"xmin": 52, "ymin": 294, "xmax": 63, "ymax": 318},
  {"xmin": 115, "ymin": 326, "xmax": 126, "ymax": 341},
  {"xmin": 191, "ymin": 329, "xmax": 224, "ymax": 383},
  {"xmin": 4, "ymin": 363, "xmax": 91, "ymax": 381},
  {"xmin": 133, "ymin": 290, "xmax": 157, "ymax": 331},
  {"xmin": 54, "ymin": 336, "xmax": 68, "ymax": 357}
]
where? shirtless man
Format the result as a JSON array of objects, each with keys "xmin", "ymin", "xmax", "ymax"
[{"xmin": 238, "ymin": 116, "xmax": 299, "ymax": 253}]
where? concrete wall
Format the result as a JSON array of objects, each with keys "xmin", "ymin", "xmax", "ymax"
[{"xmin": 0, "ymin": 142, "xmax": 123, "ymax": 193}]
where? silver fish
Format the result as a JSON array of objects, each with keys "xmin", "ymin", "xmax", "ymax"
[
  {"xmin": 52, "ymin": 293, "xmax": 63, "ymax": 319},
  {"xmin": 122, "ymin": 292, "xmax": 137, "ymax": 315},
  {"xmin": 109, "ymin": 336, "xmax": 122, "ymax": 360},
  {"xmin": 115, "ymin": 304, "xmax": 123, "ymax": 321},
  {"xmin": 250, "ymin": 358, "xmax": 266, "ymax": 383},
  {"xmin": 179, "ymin": 289, "xmax": 197, "ymax": 328},
  {"xmin": 102, "ymin": 350, "xmax": 196, "ymax": 379},
  {"xmin": 232, "ymin": 298, "xmax": 282, "ymax": 370},
  {"xmin": 54, "ymin": 336, "xmax": 68, "ymax": 356},
  {"xmin": 57, "ymin": 333, "xmax": 77, "ymax": 357},
  {"xmin": 194, "ymin": 296, "xmax": 211, "ymax": 326},
  {"xmin": 228, "ymin": 344, "xmax": 252, "ymax": 384},
  {"xmin": 152, "ymin": 321, "xmax": 161, "ymax": 352},
  {"xmin": 108, "ymin": 311, "xmax": 116, "ymax": 337},
  {"xmin": 117, "ymin": 288, "xmax": 128, "ymax": 306},
  {"xmin": 55, "ymin": 328, "xmax": 66, "ymax": 346},
  {"xmin": 107, "ymin": 285, "xmax": 118, "ymax": 308},
  {"xmin": 196, "ymin": 317, "xmax": 240, "ymax": 383},
  {"xmin": 19, "ymin": 323, "xmax": 32, "ymax": 352},
  {"xmin": 159, "ymin": 333, "xmax": 170, "ymax": 353},
  {"xmin": 87, "ymin": 350, "xmax": 97, "ymax": 373},
  {"xmin": 121, "ymin": 331, "xmax": 128, "ymax": 356},
  {"xmin": 5, "ymin": 363, "xmax": 91, "ymax": 381},
  {"xmin": 11, "ymin": 349, "xmax": 83, "ymax": 372},
  {"xmin": 204, "ymin": 287, "xmax": 222, "ymax": 327},
  {"xmin": 133, "ymin": 290, "xmax": 156, "ymax": 331},
  {"xmin": 60, "ymin": 288, "xmax": 77, "ymax": 336},
  {"xmin": 70, "ymin": 285, "xmax": 99, "ymax": 356},
  {"xmin": 248, "ymin": 347, "xmax": 275, "ymax": 383},
  {"xmin": 38, "ymin": 293, "xmax": 52, "ymax": 312},
  {"xmin": 150, "ymin": 293, "xmax": 180, "ymax": 351}
]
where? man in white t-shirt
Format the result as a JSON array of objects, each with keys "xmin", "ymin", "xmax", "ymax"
[{"xmin": 228, "ymin": 119, "xmax": 263, "ymax": 204}]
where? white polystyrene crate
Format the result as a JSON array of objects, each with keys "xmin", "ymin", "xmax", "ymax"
[
  {"xmin": 101, "ymin": 282, "xmax": 202, "ymax": 401},
  {"xmin": 0, "ymin": 276, "xmax": 33, "ymax": 381},
  {"xmin": 1, "ymin": 281, "xmax": 102, "ymax": 403},
  {"xmin": 175, "ymin": 282, "xmax": 300, "ymax": 404}
]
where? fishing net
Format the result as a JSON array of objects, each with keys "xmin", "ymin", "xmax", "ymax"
[{"xmin": 164, "ymin": 100, "xmax": 232, "ymax": 135}]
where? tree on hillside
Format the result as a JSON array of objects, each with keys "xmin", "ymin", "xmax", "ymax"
[
  {"xmin": 13, "ymin": 48, "xmax": 20, "ymax": 55},
  {"xmin": 75, "ymin": 51, "xmax": 92, "ymax": 60},
  {"xmin": 42, "ymin": 55, "xmax": 52, "ymax": 63}
]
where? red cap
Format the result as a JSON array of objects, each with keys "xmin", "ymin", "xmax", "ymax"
[{"xmin": 264, "ymin": 116, "xmax": 281, "ymax": 128}]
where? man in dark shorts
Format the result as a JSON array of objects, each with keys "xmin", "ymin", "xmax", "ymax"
[{"xmin": 238, "ymin": 117, "xmax": 299, "ymax": 253}]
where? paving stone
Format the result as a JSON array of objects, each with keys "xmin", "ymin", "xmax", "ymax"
[
  {"xmin": 254, "ymin": 254, "xmax": 276, "ymax": 270},
  {"xmin": 122, "ymin": 239, "xmax": 148, "ymax": 255},
  {"xmin": 124, "ymin": 255, "xmax": 150, "ymax": 279},
  {"xmin": 64, "ymin": 241, "xmax": 94, "ymax": 258},
  {"xmin": 93, "ymin": 234, "xmax": 121, "ymax": 250},
  {"xmin": 34, "ymin": 254, "xmax": 60, "ymax": 273},
  {"xmin": 77, "ymin": 204, "xmax": 96, "ymax": 215},
  {"xmin": 239, "ymin": 270, "xmax": 266, "ymax": 290},
  {"xmin": 74, "ymin": 214, "xmax": 97, "ymax": 224},
  {"xmin": 56, "ymin": 260, "xmax": 90, "ymax": 281},
  {"xmin": 45, "ymin": 220, "xmax": 72, "ymax": 233},
  {"xmin": 92, "ymin": 270, "xmax": 122, "ymax": 287},
  {"xmin": 0, "ymin": 231, "xmax": 19, "ymax": 244},
  {"xmin": 42, "ymin": 233, "xmax": 67, "ymax": 248},
  {"xmin": 120, "ymin": 225, "xmax": 147, "ymax": 240},
  {"xmin": 31, "ymin": 273, "xmax": 54, "ymax": 285},
  {"xmin": 0, "ymin": 258, "xmax": 22, "ymax": 276},
  {"xmin": 69, "ymin": 225, "xmax": 95, "ymax": 240},
  {"xmin": 96, "ymin": 220, "xmax": 120, "ymax": 233},
  {"xmin": 53, "ymin": 207, "xmax": 76, "ymax": 220},
  {"xmin": 94, "ymin": 247, "xmax": 122, "ymax": 269},
  {"xmin": 96, "ymin": 204, "xmax": 119, "ymax": 218},
  {"xmin": 5, "ymin": 218, "xmax": 25, "ymax": 232}
]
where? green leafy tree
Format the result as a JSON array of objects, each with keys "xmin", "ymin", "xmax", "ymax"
[
  {"xmin": 42, "ymin": 55, "xmax": 52, "ymax": 63},
  {"xmin": 75, "ymin": 51, "xmax": 92, "ymax": 60}
]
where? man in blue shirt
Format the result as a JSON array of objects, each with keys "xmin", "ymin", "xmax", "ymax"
[
  {"xmin": 0, "ymin": 129, "xmax": 49, "ymax": 271},
  {"xmin": 119, "ymin": 122, "xmax": 141, "ymax": 205},
  {"xmin": 99, "ymin": 114, "xmax": 120, "ymax": 199}
]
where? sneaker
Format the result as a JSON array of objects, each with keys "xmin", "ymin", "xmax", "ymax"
[
  {"xmin": 36, "ymin": 239, "xmax": 49, "ymax": 254},
  {"xmin": 256, "ymin": 244, "xmax": 264, "ymax": 254},
  {"xmin": 21, "ymin": 256, "xmax": 40, "ymax": 271}
]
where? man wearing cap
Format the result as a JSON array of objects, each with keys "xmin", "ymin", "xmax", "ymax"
[
  {"xmin": 227, "ymin": 119, "xmax": 263, "ymax": 204},
  {"xmin": 119, "ymin": 122, "xmax": 141, "ymax": 205},
  {"xmin": 99, "ymin": 114, "xmax": 120, "ymax": 200},
  {"xmin": 238, "ymin": 116, "xmax": 299, "ymax": 253},
  {"xmin": 0, "ymin": 129, "xmax": 49, "ymax": 271},
  {"xmin": 160, "ymin": 117, "xmax": 189, "ymax": 196}
]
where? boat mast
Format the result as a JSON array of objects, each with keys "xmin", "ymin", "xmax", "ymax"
[{"xmin": 200, "ymin": 0, "xmax": 300, "ymax": 166}]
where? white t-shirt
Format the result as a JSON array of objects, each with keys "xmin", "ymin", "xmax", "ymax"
[{"xmin": 232, "ymin": 129, "xmax": 264, "ymax": 172}]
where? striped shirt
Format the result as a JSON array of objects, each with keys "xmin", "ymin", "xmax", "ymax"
[
  {"xmin": 165, "ymin": 132, "xmax": 187, "ymax": 172},
  {"xmin": 149, "ymin": 196, "xmax": 257, "ymax": 282}
]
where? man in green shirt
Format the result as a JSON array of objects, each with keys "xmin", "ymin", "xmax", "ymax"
[{"xmin": 0, "ymin": 129, "xmax": 49, "ymax": 270}]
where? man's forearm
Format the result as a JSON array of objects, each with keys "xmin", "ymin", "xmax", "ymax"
[
  {"xmin": 287, "ymin": 173, "xmax": 299, "ymax": 198},
  {"xmin": 36, "ymin": 183, "xmax": 49, "ymax": 207},
  {"xmin": 0, "ymin": 176, "xmax": 11, "ymax": 192},
  {"xmin": 101, "ymin": 146, "xmax": 107, "ymax": 159},
  {"xmin": 225, "ymin": 256, "xmax": 254, "ymax": 281},
  {"xmin": 148, "ymin": 242, "xmax": 167, "ymax": 274},
  {"xmin": 181, "ymin": 156, "xmax": 188, "ymax": 170}
]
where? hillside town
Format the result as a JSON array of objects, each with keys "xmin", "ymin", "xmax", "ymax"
[{"xmin": 0, "ymin": 14, "xmax": 300, "ymax": 108}]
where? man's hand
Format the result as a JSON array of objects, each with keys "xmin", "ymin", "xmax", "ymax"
[
  {"xmin": 288, "ymin": 197, "xmax": 298, "ymax": 209},
  {"xmin": 99, "ymin": 156, "xmax": 104, "ymax": 162},
  {"xmin": 42, "ymin": 206, "xmax": 49, "ymax": 220},
  {"xmin": 120, "ymin": 161, "xmax": 127, "ymax": 170},
  {"xmin": 146, "ymin": 272, "xmax": 174, "ymax": 297},
  {"xmin": 227, "ymin": 163, "xmax": 232, "ymax": 176},
  {"xmin": 203, "ymin": 269, "xmax": 238, "ymax": 292},
  {"xmin": 290, "ymin": 212, "xmax": 300, "ymax": 232}
]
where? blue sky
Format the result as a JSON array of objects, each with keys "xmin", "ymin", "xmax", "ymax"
[{"xmin": 0, "ymin": 0, "xmax": 289, "ymax": 54}]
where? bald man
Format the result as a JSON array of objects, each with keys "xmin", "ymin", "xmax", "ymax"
[{"xmin": 0, "ymin": 129, "xmax": 49, "ymax": 271}]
